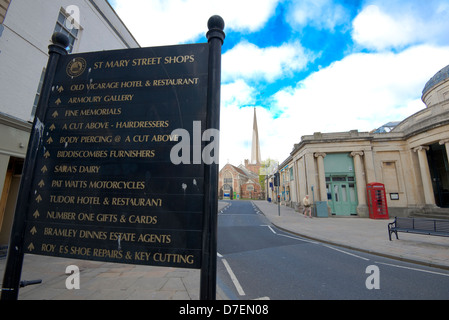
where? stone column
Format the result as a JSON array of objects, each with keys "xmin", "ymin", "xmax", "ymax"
[
  {"xmin": 314, "ymin": 152, "xmax": 327, "ymax": 201},
  {"xmin": 439, "ymin": 139, "xmax": 449, "ymax": 165},
  {"xmin": 304, "ymin": 152, "xmax": 317, "ymax": 197},
  {"xmin": 350, "ymin": 151, "xmax": 366, "ymax": 206},
  {"xmin": 363, "ymin": 150, "xmax": 376, "ymax": 183},
  {"xmin": 413, "ymin": 146, "xmax": 435, "ymax": 205},
  {"xmin": 297, "ymin": 157, "xmax": 307, "ymax": 201}
]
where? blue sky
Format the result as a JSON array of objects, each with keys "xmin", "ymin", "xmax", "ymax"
[{"xmin": 110, "ymin": 0, "xmax": 449, "ymax": 169}]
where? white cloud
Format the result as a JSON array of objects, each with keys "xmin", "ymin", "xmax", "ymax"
[
  {"xmin": 219, "ymin": 80, "xmax": 283, "ymax": 168},
  {"xmin": 352, "ymin": 5, "xmax": 418, "ymax": 50},
  {"xmin": 265, "ymin": 45, "xmax": 449, "ymax": 162},
  {"xmin": 286, "ymin": 0, "xmax": 350, "ymax": 31},
  {"xmin": 109, "ymin": 0, "xmax": 449, "ymax": 169},
  {"xmin": 352, "ymin": 1, "xmax": 449, "ymax": 51},
  {"xmin": 112, "ymin": 0, "xmax": 279, "ymax": 46},
  {"xmin": 222, "ymin": 41, "xmax": 313, "ymax": 82},
  {"xmin": 221, "ymin": 79, "xmax": 255, "ymax": 107},
  {"xmin": 219, "ymin": 44, "xmax": 449, "ymax": 166},
  {"xmin": 219, "ymin": 80, "xmax": 256, "ymax": 167}
]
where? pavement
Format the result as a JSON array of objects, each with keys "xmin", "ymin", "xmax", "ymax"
[
  {"xmin": 1, "ymin": 200, "xmax": 448, "ymax": 300},
  {"xmin": 252, "ymin": 200, "xmax": 449, "ymax": 270}
]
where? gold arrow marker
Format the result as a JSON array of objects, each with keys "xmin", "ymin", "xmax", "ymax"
[
  {"xmin": 27, "ymin": 243, "xmax": 35, "ymax": 251},
  {"xmin": 35, "ymin": 194, "xmax": 42, "ymax": 203},
  {"xmin": 46, "ymin": 137, "xmax": 53, "ymax": 144},
  {"xmin": 44, "ymin": 151, "xmax": 50, "ymax": 158},
  {"xmin": 55, "ymin": 99, "xmax": 61, "ymax": 106},
  {"xmin": 33, "ymin": 210, "xmax": 40, "ymax": 218},
  {"xmin": 30, "ymin": 226, "xmax": 37, "ymax": 235},
  {"xmin": 41, "ymin": 165, "xmax": 48, "ymax": 173},
  {"xmin": 52, "ymin": 110, "xmax": 59, "ymax": 118},
  {"xmin": 38, "ymin": 180, "xmax": 45, "ymax": 188}
]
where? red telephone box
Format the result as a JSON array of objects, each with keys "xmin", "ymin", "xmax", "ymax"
[{"xmin": 366, "ymin": 183, "xmax": 389, "ymax": 219}]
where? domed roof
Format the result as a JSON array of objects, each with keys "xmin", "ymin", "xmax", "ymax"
[{"xmin": 422, "ymin": 65, "xmax": 449, "ymax": 96}]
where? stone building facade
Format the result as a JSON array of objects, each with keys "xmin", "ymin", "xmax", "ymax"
[{"xmin": 277, "ymin": 64, "xmax": 449, "ymax": 219}]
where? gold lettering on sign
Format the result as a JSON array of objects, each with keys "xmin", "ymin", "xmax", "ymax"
[
  {"xmin": 152, "ymin": 78, "xmax": 199, "ymax": 86},
  {"xmin": 68, "ymin": 96, "xmax": 102, "ymax": 104},
  {"xmin": 86, "ymin": 82, "xmax": 119, "ymax": 90},
  {"xmin": 105, "ymin": 60, "xmax": 130, "ymax": 68},
  {"xmin": 153, "ymin": 253, "xmax": 194, "ymax": 265},
  {"xmin": 131, "ymin": 57, "xmax": 162, "ymax": 66},
  {"xmin": 103, "ymin": 94, "xmax": 134, "ymax": 102},
  {"xmin": 137, "ymin": 233, "xmax": 171, "ymax": 243},
  {"xmin": 61, "ymin": 108, "xmax": 121, "ymax": 117},
  {"xmin": 109, "ymin": 150, "xmax": 155, "ymax": 158},
  {"xmin": 46, "ymin": 211, "xmax": 76, "ymax": 220},
  {"xmin": 93, "ymin": 248, "xmax": 123, "ymax": 259},
  {"xmin": 163, "ymin": 55, "xmax": 195, "ymax": 64},
  {"xmin": 44, "ymin": 227, "xmax": 77, "ymax": 237},
  {"xmin": 111, "ymin": 197, "xmax": 162, "ymax": 207},
  {"xmin": 115, "ymin": 120, "xmax": 169, "ymax": 129}
]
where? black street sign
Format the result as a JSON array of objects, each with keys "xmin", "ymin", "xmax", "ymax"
[
  {"xmin": 1, "ymin": 16, "xmax": 225, "ymax": 300},
  {"xmin": 22, "ymin": 43, "xmax": 209, "ymax": 268}
]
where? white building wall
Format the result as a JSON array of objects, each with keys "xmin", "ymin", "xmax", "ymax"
[
  {"xmin": 0, "ymin": 0, "xmax": 139, "ymax": 246},
  {"xmin": 0, "ymin": 0, "xmax": 139, "ymax": 122}
]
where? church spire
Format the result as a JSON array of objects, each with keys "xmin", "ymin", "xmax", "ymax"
[{"xmin": 251, "ymin": 107, "xmax": 261, "ymax": 164}]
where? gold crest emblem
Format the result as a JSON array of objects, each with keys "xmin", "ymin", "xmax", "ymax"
[{"xmin": 66, "ymin": 57, "xmax": 87, "ymax": 78}]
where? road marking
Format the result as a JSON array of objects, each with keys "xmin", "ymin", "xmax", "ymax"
[
  {"xmin": 374, "ymin": 261, "xmax": 449, "ymax": 277},
  {"xmin": 221, "ymin": 258, "xmax": 246, "ymax": 296},
  {"xmin": 267, "ymin": 225, "xmax": 276, "ymax": 234},
  {"xmin": 261, "ymin": 224, "xmax": 369, "ymax": 260},
  {"xmin": 322, "ymin": 244, "xmax": 370, "ymax": 261},
  {"xmin": 261, "ymin": 224, "xmax": 319, "ymax": 244},
  {"xmin": 222, "ymin": 213, "xmax": 258, "ymax": 216},
  {"xmin": 279, "ymin": 233, "xmax": 319, "ymax": 244}
]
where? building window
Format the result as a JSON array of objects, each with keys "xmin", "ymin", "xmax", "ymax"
[
  {"xmin": 54, "ymin": 10, "xmax": 80, "ymax": 53},
  {"xmin": 0, "ymin": 0, "xmax": 11, "ymax": 24},
  {"xmin": 223, "ymin": 171, "xmax": 232, "ymax": 185},
  {"xmin": 31, "ymin": 68, "xmax": 46, "ymax": 119}
]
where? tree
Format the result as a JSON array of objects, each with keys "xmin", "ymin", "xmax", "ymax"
[{"xmin": 258, "ymin": 158, "xmax": 278, "ymax": 192}]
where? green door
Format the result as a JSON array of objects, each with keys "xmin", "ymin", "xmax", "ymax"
[{"xmin": 327, "ymin": 176, "xmax": 358, "ymax": 215}]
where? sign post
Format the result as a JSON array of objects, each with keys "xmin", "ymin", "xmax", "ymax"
[
  {"xmin": 1, "ymin": 16, "xmax": 224, "ymax": 301},
  {"xmin": 1, "ymin": 33, "xmax": 69, "ymax": 300},
  {"xmin": 200, "ymin": 15, "xmax": 225, "ymax": 301}
]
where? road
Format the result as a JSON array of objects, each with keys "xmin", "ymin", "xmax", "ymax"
[{"xmin": 217, "ymin": 200, "xmax": 449, "ymax": 300}]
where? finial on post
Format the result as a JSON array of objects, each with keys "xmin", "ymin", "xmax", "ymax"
[
  {"xmin": 206, "ymin": 15, "xmax": 225, "ymax": 44},
  {"xmin": 50, "ymin": 32, "xmax": 69, "ymax": 55}
]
